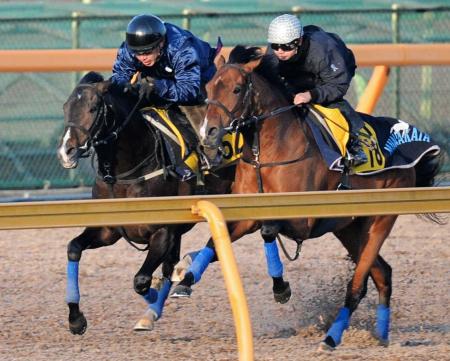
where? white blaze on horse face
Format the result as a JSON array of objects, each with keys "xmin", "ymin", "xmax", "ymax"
[
  {"xmin": 199, "ymin": 115, "xmax": 209, "ymax": 140},
  {"xmin": 57, "ymin": 128, "xmax": 74, "ymax": 166}
]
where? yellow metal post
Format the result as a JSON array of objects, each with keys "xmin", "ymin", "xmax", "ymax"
[{"xmin": 192, "ymin": 200, "xmax": 254, "ymax": 361}]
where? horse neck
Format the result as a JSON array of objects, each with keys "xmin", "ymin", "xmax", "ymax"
[
  {"xmin": 101, "ymin": 98, "xmax": 158, "ymax": 175},
  {"xmin": 250, "ymin": 76, "xmax": 309, "ymax": 159}
]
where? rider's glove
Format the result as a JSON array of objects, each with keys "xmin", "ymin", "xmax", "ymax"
[
  {"xmin": 138, "ymin": 76, "xmax": 156, "ymax": 101},
  {"xmin": 123, "ymin": 82, "xmax": 139, "ymax": 96}
]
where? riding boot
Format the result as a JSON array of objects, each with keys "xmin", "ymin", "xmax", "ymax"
[
  {"xmin": 329, "ymin": 99, "xmax": 367, "ymax": 167},
  {"xmin": 177, "ymin": 104, "xmax": 216, "ymax": 168},
  {"xmin": 348, "ymin": 135, "xmax": 368, "ymax": 167},
  {"xmin": 168, "ymin": 107, "xmax": 199, "ymax": 155}
]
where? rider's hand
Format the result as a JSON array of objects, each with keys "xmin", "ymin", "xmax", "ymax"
[
  {"xmin": 293, "ymin": 91, "xmax": 312, "ymax": 105},
  {"xmin": 123, "ymin": 82, "xmax": 139, "ymax": 96},
  {"xmin": 139, "ymin": 76, "xmax": 156, "ymax": 100}
]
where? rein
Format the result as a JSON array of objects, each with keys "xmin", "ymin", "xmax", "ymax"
[
  {"xmin": 68, "ymin": 85, "xmax": 166, "ymax": 252},
  {"xmin": 206, "ymin": 64, "xmax": 310, "ymax": 189}
]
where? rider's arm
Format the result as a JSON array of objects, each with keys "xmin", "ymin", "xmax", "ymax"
[
  {"xmin": 309, "ymin": 46, "xmax": 354, "ymax": 104},
  {"xmin": 111, "ymin": 43, "xmax": 139, "ymax": 85},
  {"xmin": 153, "ymin": 41, "xmax": 202, "ymax": 105}
]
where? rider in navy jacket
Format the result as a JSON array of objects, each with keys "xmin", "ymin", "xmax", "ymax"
[{"xmin": 111, "ymin": 15, "xmax": 217, "ymax": 106}]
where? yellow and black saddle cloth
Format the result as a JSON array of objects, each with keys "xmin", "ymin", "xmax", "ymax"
[
  {"xmin": 307, "ymin": 104, "xmax": 384, "ymax": 173},
  {"xmin": 141, "ymin": 107, "xmax": 243, "ymax": 181},
  {"xmin": 306, "ymin": 104, "xmax": 440, "ymax": 175}
]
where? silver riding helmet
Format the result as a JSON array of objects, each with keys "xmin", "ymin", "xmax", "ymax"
[{"xmin": 267, "ymin": 14, "xmax": 303, "ymax": 44}]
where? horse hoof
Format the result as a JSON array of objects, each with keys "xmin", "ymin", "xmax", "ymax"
[
  {"xmin": 134, "ymin": 310, "xmax": 156, "ymax": 332},
  {"xmin": 274, "ymin": 282, "xmax": 291, "ymax": 304},
  {"xmin": 69, "ymin": 312, "xmax": 87, "ymax": 335},
  {"xmin": 169, "ymin": 284, "xmax": 192, "ymax": 298},
  {"xmin": 318, "ymin": 341, "xmax": 335, "ymax": 352}
]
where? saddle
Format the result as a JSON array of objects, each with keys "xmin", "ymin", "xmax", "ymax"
[
  {"xmin": 306, "ymin": 105, "xmax": 440, "ymax": 176},
  {"xmin": 308, "ymin": 104, "xmax": 383, "ymax": 173},
  {"xmin": 141, "ymin": 107, "xmax": 243, "ymax": 181}
]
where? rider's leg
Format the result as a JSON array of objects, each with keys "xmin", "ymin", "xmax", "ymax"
[
  {"xmin": 329, "ymin": 99, "xmax": 367, "ymax": 166},
  {"xmin": 168, "ymin": 106, "xmax": 200, "ymax": 153}
]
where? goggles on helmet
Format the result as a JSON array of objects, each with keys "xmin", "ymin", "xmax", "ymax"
[{"xmin": 134, "ymin": 40, "xmax": 163, "ymax": 55}]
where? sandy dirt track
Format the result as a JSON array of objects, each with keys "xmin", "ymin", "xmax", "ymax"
[{"xmin": 1, "ymin": 215, "xmax": 449, "ymax": 361}]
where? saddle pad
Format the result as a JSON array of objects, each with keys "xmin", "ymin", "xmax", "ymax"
[
  {"xmin": 306, "ymin": 112, "xmax": 441, "ymax": 175},
  {"xmin": 309, "ymin": 104, "xmax": 350, "ymax": 157}
]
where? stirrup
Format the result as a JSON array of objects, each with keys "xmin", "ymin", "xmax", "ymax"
[{"xmin": 348, "ymin": 150, "xmax": 367, "ymax": 167}]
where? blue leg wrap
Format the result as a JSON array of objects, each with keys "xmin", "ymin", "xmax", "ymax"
[
  {"xmin": 66, "ymin": 260, "xmax": 80, "ymax": 304},
  {"xmin": 148, "ymin": 278, "xmax": 171, "ymax": 320},
  {"xmin": 326, "ymin": 307, "xmax": 351, "ymax": 346},
  {"xmin": 142, "ymin": 288, "xmax": 158, "ymax": 305},
  {"xmin": 264, "ymin": 240, "xmax": 283, "ymax": 278},
  {"xmin": 376, "ymin": 305, "xmax": 390, "ymax": 341},
  {"xmin": 186, "ymin": 250, "xmax": 200, "ymax": 262},
  {"xmin": 187, "ymin": 246, "xmax": 215, "ymax": 283}
]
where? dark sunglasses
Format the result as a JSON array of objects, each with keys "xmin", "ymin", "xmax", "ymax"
[
  {"xmin": 270, "ymin": 41, "xmax": 298, "ymax": 51},
  {"xmin": 136, "ymin": 41, "xmax": 163, "ymax": 55}
]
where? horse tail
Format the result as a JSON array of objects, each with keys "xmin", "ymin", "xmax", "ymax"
[
  {"xmin": 414, "ymin": 150, "xmax": 441, "ymax": 188},
  {"xmin": 414, "ymin": 150, "xmax": 447, "ymax": 224}
]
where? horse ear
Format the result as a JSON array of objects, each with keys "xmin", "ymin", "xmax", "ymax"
[
  {"xmin": 79, "ymin": 71, "xmax": 104, "ymax": 84},
  {"xmin": 96, "ymin": 80, "xmax": 111, "ymax": 94},
  {"xmin": 214, "ymin": 54, "xmax": 226, "ymax": 69},
  {"xmin": 242, "ymin": 56, "xmax": 263, "ymax": 73}
]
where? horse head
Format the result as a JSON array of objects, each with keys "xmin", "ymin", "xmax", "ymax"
[
  {"xmin": 57, "ymin": 72, "xmax": 114, "ymax": 169},
  {"xmin": 58, "ymin": 71, "xmax": 138, "ymax": 171},
  {"xmin": 200, "ymin": 46, "xmax": 265, "ymax": 162}
]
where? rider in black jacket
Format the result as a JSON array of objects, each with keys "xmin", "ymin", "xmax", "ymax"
[{"xmin": 267, "ymin": 14, "xmax": 367, "ymax": 166}]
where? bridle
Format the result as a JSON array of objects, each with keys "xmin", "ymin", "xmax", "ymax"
[
  {"xmin": 206, "ymin": 63, "xmax": 298, "ymax": 134},
  {"xmin": 205, "ymin": 64, "xmax": 255, "ymax": 134},
  {"xmin": 204, "ymin": 62, "xmax": 310, "ymax": 190},
  {"xmin": 64, "ymin": 84, "xmax": 113, "ymax": 158}
]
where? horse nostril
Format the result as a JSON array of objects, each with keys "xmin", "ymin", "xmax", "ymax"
[{"xmin": 208, "ymin": 127, "xmax": 219, "ymax": 138}]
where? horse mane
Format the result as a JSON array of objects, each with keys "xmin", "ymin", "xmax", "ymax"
[
  {"xmin": 79, "ymin": 71, "xmax": 104, "ymax": 84},
  {"xmin": 227, "ymin": 45, "xmax": 291, "ymax": 103}
]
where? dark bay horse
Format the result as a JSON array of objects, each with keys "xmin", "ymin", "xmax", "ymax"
[
  {"xmin": 57, "ymin": 72, "xmax": 231, "ymax": 334},
  {"xmin": 179, "ymin": 46, "xmax": 443, "ymax": 350}
]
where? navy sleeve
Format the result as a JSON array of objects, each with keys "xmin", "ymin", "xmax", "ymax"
[
  {"xmin": 309, "ymin": 47, "xmax": 353, "ymax": 104},
  {"xmin": 153, "ymin": 41, "xmax": 202, "ymax": 104},
  {"xmin": 111, "ymin": 43, "xmax": 138, "ymax": 86}
]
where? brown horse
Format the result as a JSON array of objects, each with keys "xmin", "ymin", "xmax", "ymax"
[
  {"xmin": 180, "ymin": 46, "xmax": 443, "ymax": 350},
  {"xmin": 57, "ymin": 72, "xmax": 231, "ymax": 334}
]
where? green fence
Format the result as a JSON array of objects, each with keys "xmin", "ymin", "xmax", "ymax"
[{"xmin": 0, "ymin": 6, "xmax": 449, "ymax": 189}]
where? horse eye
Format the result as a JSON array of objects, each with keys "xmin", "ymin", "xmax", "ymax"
[
  {"xmin": 233, "ymin": 86, "xmax": 241, "ymax": 94},
  {"xmin": 89, "ymin": 106, "xmax": 98, "ymax": 113}
]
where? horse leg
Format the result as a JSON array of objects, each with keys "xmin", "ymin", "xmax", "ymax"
[
  {"xmin": 334, "ymin": 230, "xmax": 393, "ymax": 347},
  {"xmin": 66, "ymin": 227, "xmax": 121, "ymax": 335},
  {"xmin": 134, "ymin": 227, "xmax": 175, "ymax": 295},
  {"xmin": 170, "ymin": 220, "xmax": 257, "ymax": 298},
  {"xmin": 261, "ymin": 221, "xmax": 291, "ymax": 304},
  {"xmin": 134, "ymin": 233, "xmax": 181, "ymax": 331},
  {"xmin": 170, "ymin": 237, "xmax": 216, "ymax": 297},
  {"xmin": 369, "ymin": 255, "xmax": 392, "ymax": 345},
  {"xmin": 322, "ymin": 215, "xmax": 397, "ymax": 350}
]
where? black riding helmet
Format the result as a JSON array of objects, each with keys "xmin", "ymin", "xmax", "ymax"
[{"xmin": 126, "ymin": 14, "xmax": 166, "ymax": 54}]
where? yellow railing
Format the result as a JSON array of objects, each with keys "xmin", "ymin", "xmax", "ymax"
[
  {"xmin": 2, "ymin": 187, "xmax": 450, "ymax": 230},
  {"xmin": 1, "ymin": 187, "xmax": 450, "ymax": 361}
]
